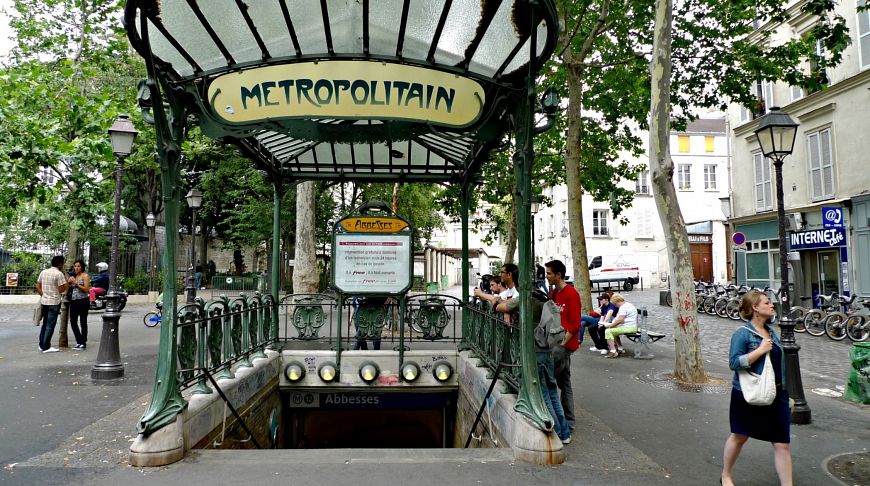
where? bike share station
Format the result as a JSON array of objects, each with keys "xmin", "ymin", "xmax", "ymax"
[{"xmin": 124, "ymin": 0, "xmax": 565, "ymax": 466}]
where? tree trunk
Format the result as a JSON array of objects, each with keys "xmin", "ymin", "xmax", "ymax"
[
  {"xmin": 649, "ymin": 0, "xmax": 706, "ymax": 383},
  {"xmin": 562, "ymin": 55, "xmax": 593, "ymax": 314},
  {"xmin": 232, "ymin": 249, "xmax": 244, "ymax": 276},
  {"xmin": 293, "ymin": 180, "xmax": 319, "ymax": 293},
  {"xmin": 199, "ymin": 225, "xmax": 208, "ymax": 278},
  {"xmin": 504, "ymin": 195, "xmax": 518, "ymax": 264}
]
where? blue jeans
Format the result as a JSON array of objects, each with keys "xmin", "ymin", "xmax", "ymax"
[
  {"xmin": 582, "ymin": 315, "xmax": 607, "ymax": 350},
  {"xmin": 38, "ymin": 304, "xmax": 61, "ymax": 350},
  {"xmin": 537, "ymin": 351, "xmax": 570, "ymax": 441}
]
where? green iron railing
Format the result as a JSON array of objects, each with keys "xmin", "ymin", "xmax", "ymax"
[
  {"xmin": 174, "ymin": 292, "xmax": 277, "ymax": 393},
  {"xmin": 278, "ymin": 293, "xmax": 462, "ymax": 346},
  {"xmin": 461, "ymin": 297, "xmax": 523, "ymax": 392}
]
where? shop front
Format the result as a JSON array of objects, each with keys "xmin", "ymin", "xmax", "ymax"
[
  {"xmin": 733, "ymin": 219, "xmax": 781, "ymax": 289},
  {"xmin": 788, "ymin": 226, "xmax": 849, "ymax": 305}
]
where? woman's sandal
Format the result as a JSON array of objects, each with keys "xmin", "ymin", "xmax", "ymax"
[{"xmin": 605, "ymin": 351, "xmax": 619, "ymax": 358}]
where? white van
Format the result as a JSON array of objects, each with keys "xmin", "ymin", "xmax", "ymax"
[{"xmin": 588, "ymin": 255, "xmax": 640, "ymax": 291}]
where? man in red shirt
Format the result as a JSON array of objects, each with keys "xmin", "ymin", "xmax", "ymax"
[{"xmin": 546, "ymin": 259, "xmax": 581, "ymax": 433}]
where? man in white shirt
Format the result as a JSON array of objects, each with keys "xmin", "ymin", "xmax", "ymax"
[
  {"xmin": 599, "ymin": 293, "xmax": 638, "ymax": 358},
  {"xmin": 35, "ymin": 255, "xmax": 69, "ymax": 353},
  {"xmin": 474, "ymin": 263, "xmax": 518, "ymax": 304}
]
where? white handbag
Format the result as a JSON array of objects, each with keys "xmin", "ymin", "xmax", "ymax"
[{"xmin": 738, "ymin": 354, "xmax": 776, "ymax": 405}]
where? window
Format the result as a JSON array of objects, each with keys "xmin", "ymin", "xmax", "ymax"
[
  {"xmin": 592, "ymin": 209, "xmax": 609, "ymax": 236},
  {"xmin": 39, "ymin": 167, "xmax": 57, "ymax": 185},
  {"xmin": 808, "ymin": 128, "xmax": 835, "ymax": 200},
  {"xmin": 537, "ymin": 216, "xmax": 543, "ymax": 240},
  {"xmin": 705, "ymin": 136, "xmax": 715, "ymax": 153},
  {"xmin": 859, "ymin": 0, "xmax": 870, "ymax": 69},
  {"xmin": 809, "ymin": 40, "xmax": 829, "ymax": 90},
  {"xmin": 791, "ymin": 85, "xmax": 804, "ymax": 101},
  {"xmin": 635, "ymin": 169, "xmax": 650, "ymax": 195},
  {"xmin": 739, "ymin": 106, "xmax": 750, "ymax": 122},
  {"xmin": 753, "ymin": 80, "xmax": 774, "ymax": 116},
  {"xmin": 753, "ymin": 152, "xmax": 773, "ymax": 211},
  {"xmin": 677, "ymin": 164, "xmax": 691, "ymax": 190},
  {"xmin": 677, "ymin": 135, "xmax": 690, "ymax": 153},
  {"xmin": 636, "ymin": 208, "xmax": 653, "ymax": 238},
  {"xmin": 704, "ymin": 164, "xmax": 717, "ymax": 190},
  {"xmin": 548, "ymin": 214, "xmax": 555, "ymax": 238}
]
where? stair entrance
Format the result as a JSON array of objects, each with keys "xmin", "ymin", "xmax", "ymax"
[{"xmin": 282, "ymin": 390, "xmax": 456, "ymax": 448}]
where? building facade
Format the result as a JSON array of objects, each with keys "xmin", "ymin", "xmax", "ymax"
[
  {"xmin": 727, "ymin": 0, "xmax": 870, "ymax": 300},
  {"xmin": 533, "ymin": 116, "xmax": 730, "ymax": 287}
]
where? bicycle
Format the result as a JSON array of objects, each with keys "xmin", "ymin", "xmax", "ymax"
[
  {"xmin": 143, "ymin": 295, "xmax": 163, "ymax": 328},
  {"xmin": 845, "ymin": 298, "xmax": 870, "ymax": 342},
  {"xmin": 803, "ymin": 292, "xmax": 838, "ymax": 337},
  {"xmin": 824, "ymin": 294, "xmax": 858, "ymax": 341}
]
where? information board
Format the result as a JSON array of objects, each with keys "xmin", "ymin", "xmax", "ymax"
[{"xmin": 333, "ymin": 233, "xmax": 411, "ymax": 293}]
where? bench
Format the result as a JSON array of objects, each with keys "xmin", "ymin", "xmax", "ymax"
[
  {"xmin": 623, "ymin": 329, "xmax": 667, "ymax": 359},
  {"xmin": 623, "ymin": 330, "xmax": 667, "ymax": 344}
]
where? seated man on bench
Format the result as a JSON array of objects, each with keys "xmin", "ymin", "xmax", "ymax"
[{"xmin": 599, "ymin": 293, "xmax": 637, "ymax": 359}]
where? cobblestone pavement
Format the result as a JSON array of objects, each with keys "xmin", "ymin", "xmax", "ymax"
[{"xmin": 627, "ymin": 289, "xmax": 855, "ymax": 395}]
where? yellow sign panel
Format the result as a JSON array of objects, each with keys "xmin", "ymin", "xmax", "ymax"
[
  {"xmin": 208, "ymin": 61, "xmax": 485, "ymax": 127},
  {"xmin": 340, "ymin": 217, "xmax": 408, "ymax": 233}
]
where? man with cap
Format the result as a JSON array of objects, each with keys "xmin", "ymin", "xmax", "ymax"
[{"xmin": 581, "ymin": 293, "xmax": 617, "ymax": 354}]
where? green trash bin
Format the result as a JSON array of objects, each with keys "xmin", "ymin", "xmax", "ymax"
[
  {"xmin": 426, "ymin": 281, "xmax": 439, "ymax": 294},
  {"xmin": 843, "ymin": 342, "xmax": 870, "ymax": 405}
]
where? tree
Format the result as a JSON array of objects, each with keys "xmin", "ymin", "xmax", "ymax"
[
  {"xmin": 550, "ymin": 0, "xmax": 849, "ymax": 382},
  {"xmin": 0, "ymin": 0, "xmax": 148, "ymax": 262},
  {"xmin": 649, "ymin": 0, "xmax": 706, "ymax": 382}
]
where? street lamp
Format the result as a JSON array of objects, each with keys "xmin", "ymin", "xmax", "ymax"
[
  {"xmin": 185, "ymin": 189, "xmax": 203, "ymax": 304},
  {"xmin": 530, "ymin": 194, "xmax": 541, "ymax": 267},
  {"xmin": 753, "ymin": 106, "xmax": 811, "ymax": 424},
  {"xmin": 92, "ymin": 115, "xmax": 137, "ymax": 380},
  {"xmin": 145, "ymin": 212, "xmax": 156, "ymax": 295}
]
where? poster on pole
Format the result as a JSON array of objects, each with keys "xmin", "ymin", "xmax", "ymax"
[{"xmin": 333, "ymin": 215, "xmax": 413, "ymax": 294}]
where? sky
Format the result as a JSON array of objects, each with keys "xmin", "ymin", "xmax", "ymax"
[{"xmin": 0, "ymin": 0, "xmax": 13, "ymax": 59}]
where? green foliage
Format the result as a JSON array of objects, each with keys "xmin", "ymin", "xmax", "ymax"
[
  {"xmin": 0, "ymin": 0, "xmax": 152, "ymax": 250},
  {"xmin": 0, "ymin": 251, "xmax": 46, "ymax": 287},
  {"xmin": 122, "ymin": 271, "xmax": 153, "ymax": 295}
]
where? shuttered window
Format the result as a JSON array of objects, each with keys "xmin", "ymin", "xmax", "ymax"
[
  {"xmin": 859, "ymin": 0, "xmax": 870, "ymax": 69},
  {"xmin": 753, "ymin": 152, "xmax": 773, "ymax": 211},
  {"xmin": 808, "ymin": 128, "xmax": 835, "ymax": 200},
  {"xmin": 677, "ymin": 135, "xmax": 690, "ymax": 153}
]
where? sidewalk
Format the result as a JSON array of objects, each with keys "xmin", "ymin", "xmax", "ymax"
[{"xmin": 2, "ymin": 290, "xmax": 868, "ymax": 486}]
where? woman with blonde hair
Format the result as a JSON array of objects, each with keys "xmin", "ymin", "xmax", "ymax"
[
  {"xmin": 721, "ymin": 290, "xmax": 791, "ymax": 486},
  {"xmin": 598, "ymin": 293, "xmax": 637, "ymax": 358}
]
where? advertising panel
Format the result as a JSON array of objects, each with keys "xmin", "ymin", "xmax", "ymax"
[{"xmin": 333, "ymin": 234, "xmax": 411, "ymax": 294}]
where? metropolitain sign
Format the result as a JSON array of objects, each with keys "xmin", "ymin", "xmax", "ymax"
[{"xmin": 208, "ymin": 61, "xmax": 486, "ymax": 127}]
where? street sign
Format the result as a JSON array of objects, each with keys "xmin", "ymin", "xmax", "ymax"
[
  {"xmin": 732, "ymin": 232, "xmax": 746, "ymax": 246},
  {"xmin": 822, "ymin": 207, "xmax": 844, "ymax": 228}
]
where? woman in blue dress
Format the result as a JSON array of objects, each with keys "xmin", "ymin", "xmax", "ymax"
[{"xmin": 721, "ymin": 290, "xmax": 792, "ymax": 486}]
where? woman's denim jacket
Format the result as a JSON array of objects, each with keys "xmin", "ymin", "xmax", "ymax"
[{"xmin": 728, "ymin": 321, "xmax": 785, "ymax": 391}]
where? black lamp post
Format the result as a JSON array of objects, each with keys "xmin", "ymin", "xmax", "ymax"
[
  {"xmin": 92, "ymin": 115, "xmax": 137, "ymax": 380},
  {"xmin": 753, "ymin": 106, "xmax": 811, "ymax": 424},
  {"xmin": 146, "ymin": 212, "xmax": 156, "ymax": 294},
  {"xmin": 185, "ymin": 189, "xmax": 203, "ymax": 304}
]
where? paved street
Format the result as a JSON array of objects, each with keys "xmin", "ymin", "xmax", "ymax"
[{"xmin": 1, "ymin": 290, "xmax": 867, "ymax": 486}]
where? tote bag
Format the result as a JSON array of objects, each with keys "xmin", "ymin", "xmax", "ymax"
[{"xmin": 738, "ymin": 354, "xmax": 776, "ymax": 405}]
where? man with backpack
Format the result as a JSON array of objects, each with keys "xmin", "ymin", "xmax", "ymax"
[
  {"xmin": 545, "ymin": 259, "xmax": 581, "ymax": 434},
  {"xmin": 495, "ymin": 288, "xmax": 570, "ymax": 444}
]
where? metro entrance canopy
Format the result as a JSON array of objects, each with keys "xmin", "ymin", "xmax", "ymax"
[
  {"xmin": 125, "ymin": 0, "xmax": 558, "ymax": 182},
  {"xmin": 124, "ymin": 0, "xmax": 561, "ymax": 456}
]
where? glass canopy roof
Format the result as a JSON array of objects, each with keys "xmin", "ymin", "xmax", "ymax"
[{"xmin": 124, "ymin": 0, "xmax": 558, "ymax": 183}]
